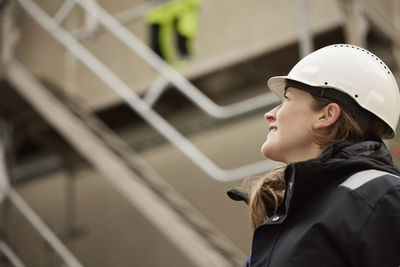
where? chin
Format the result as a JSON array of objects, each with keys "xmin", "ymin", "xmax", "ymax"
[
  {"xmin": 261, "ymin": 142, "xmax": 285, "ymax": 163},
  {"xmin": 261, "ymin": 142, "xmax": 275, "ymax": 159}
]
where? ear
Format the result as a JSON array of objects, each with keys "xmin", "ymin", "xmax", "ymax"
[{"xmin": 314, "ymin": 103, "xmax": 341, "ymax": 130}]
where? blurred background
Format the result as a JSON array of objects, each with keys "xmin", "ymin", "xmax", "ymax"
[{"xmin": 0, "ymin": 0, "xmax": 400, "ymax": 266}]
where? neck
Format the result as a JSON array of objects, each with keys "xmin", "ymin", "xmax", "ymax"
[{"xmin": 283, "ymin": 143, "xmax": 325, "ymax": 164}]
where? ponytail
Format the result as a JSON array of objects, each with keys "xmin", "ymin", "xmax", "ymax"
[{"xmin": 249, "ymin": 166, "xmax": 286, "ymax": 229}]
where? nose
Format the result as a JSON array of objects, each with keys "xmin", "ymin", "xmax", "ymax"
[{"xmin": 264, "ymin": 105, "xmax": 280, "ymax": 122}]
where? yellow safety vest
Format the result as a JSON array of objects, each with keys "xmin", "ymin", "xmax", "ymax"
[{"xmin": 145, "ymin": 0, "xmax": 202, "ymax": 62}]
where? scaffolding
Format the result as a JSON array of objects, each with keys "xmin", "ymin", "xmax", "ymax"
[
  {"xmin": 16, "ymin": 0, "xmax": 282, "ymax": 182},
  {"xmin": 5, "ymin": 61, "xmax": 247, "ymax": 266},
  {"xmin": 2, "ymin": 0, "xmax": 400, "ymax": 266}
]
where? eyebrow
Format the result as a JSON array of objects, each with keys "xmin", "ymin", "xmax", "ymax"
[{"xmin": 284, "ymin": 87, "xmax": 296, "ymax": 96}]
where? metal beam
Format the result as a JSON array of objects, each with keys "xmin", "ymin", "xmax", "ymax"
[
  {"xmin": 53, "ymin": 0, "xmax": 76, "ymax": 25},
  {"xmin": 16, "ymin": 0, "xmax": 280, "ymax": 182},
  {"xmin": 296, "ymin": 0, "xmax": 313, "ymax": 58},
  {"xmin": 339, "ymin": 0, "xmax": 369, "ymax": 47},
  {"xmin": 361, "ymin": 0, "xmax": 400, "ymax": 47},
  {"xmin": 7, "ymin": 189, "xmax": 84, "ymax": 267},
  {"xmin": 71, "ymin": 2, "xmax": 153, "ymax": 40},
  {"xmin": 72, "ymin": 0, "xmax": 279, "ymax": 120},
  {"xmin": 0, "ymin": 120, "xmax": 83, "ymax": 267},
  {"xmin": 0, "ymin": 0, "xmax": 18, "ymax": 67},
  {"xmin": 0, "ymin": 240, "xmax": 27, "ymax": 267},
  {"xmin": 5, "ymin": 60, "xmax": 245, "ymax": 266}
]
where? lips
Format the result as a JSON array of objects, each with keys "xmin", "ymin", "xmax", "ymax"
[{"xmin": 269, "ymin": 125, "xmax": 277, "ymax": 131}]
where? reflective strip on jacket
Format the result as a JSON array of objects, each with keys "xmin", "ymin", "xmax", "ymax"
[{"xmin": 248, "ymin": 140, "xmax": 400, "ymax": 267}]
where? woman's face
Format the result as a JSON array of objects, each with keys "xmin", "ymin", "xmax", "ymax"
[{"xmin": 261, "ymin": 87, "xmax": 322, "ymax": 163}]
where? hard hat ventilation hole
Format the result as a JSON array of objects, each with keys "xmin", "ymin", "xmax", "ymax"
[
  {"xmin": 355, "ymin": 94, "xmax": 358, "ymax": 98},
  {"xmin": 324, "ymin": 82, "xmax": 328, "ymax": 85},
  {"xmin": 331, "ymin": 45, "xmax": 393, "ymax": 77}
]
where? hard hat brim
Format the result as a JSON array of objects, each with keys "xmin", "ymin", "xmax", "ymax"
[{"xmin": 267, "ymin": 76, "xmax": 288, "ymax": 100}]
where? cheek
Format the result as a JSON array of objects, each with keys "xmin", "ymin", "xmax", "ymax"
[{"xmin": 277, "ymin": 107, "xmax": 316, "ymax": 141}]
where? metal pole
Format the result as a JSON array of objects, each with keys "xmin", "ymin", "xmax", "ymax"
[
  {"xmin": 143, "ymin": 75, "xmax": 170, "ymax": 106},
  {"xmin": 17, "ymin": 0, "xmax": 280, "ymax": 181},
  {"xmin": 5, "ymin": 61, "xmax": 245, "ymax": 266},
  {"xmin": 361, "ymin": 0, "xmax": 400, "ymax": 46},
  {"xmin": 340, "ymin": 0, "xmax": 368, "ymax": 47},
  {"xmin": 0, "ymin": 123, "xmax": 9, "ymax": 204},
  {"xmin": 296, "ymin": 0, "xmax": 313, "ymax": 58},
  {"xmin": 68, "ymin": 0, "xmax": 278, "ymax": 118},
  {"xmin": 53, "ymin": 0, "xmax": 76, "ymax": 25},
  {"xmin": 71, "ymin": 2, "xmax": 154, "ymax": 40},
  {"xmin": 0, "ymin": 240, "xmax": 27, "ymax": 267},
  {"xmin": 391, "ymin": 0, "xmax": 400, "ymax": 71},
  {"xmin": 0, "ymin": 123, "xmax": 83, "ymax": 267},
  {"xmin": 7, "ymin": 189, "xmax": 84, "ymax": 267}
]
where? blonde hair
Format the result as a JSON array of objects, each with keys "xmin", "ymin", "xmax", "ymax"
[{"xmin": 249, "ymin": 166, "xmax": 286, "ymax": 229}]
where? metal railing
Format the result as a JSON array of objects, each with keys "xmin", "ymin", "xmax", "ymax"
[
  {"xmin": 54, "ymin": 0, "xmax": 280, "ymax": 119},
  {"xmin": 0, "ymin": 131, "xmax": 83, "ymax": 267},
  {"xmin": 73, "ymin": 0, "xmax": 278, "ymax": 119},
  {"xmin": 5, "ymin": 60, "xmax": 246, "ymax": 266},
  {"xmin": 0, "ymin": 240, "xmax": 27, "ymax": 267},
  {"xmin": 6, "ymin": 189, "xmax": 84, "ymax": 267},
  {"xmin": 17, "ymin": 0, "xmax": 281, "ymax": 182},
  {"xmin": 144, "ymin": 0, "xmax": 312, "ymax": 107}
]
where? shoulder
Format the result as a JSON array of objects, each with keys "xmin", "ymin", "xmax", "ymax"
[
  {"xmin": 338, "ymin": 169, "xmax": 400, "ymax": 208},
  {"xmin": 339, "ymin": 169, "xmax": 400, "ymax": 190}
]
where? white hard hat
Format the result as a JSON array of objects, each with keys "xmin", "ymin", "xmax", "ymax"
[{"xmin": 267, "ymin": 44, "xmax": 400, "ymax": 139}]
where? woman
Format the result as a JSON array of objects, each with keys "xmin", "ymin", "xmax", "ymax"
[{"xmin": 233, "ymin": 44, "xmax": 400, "ymax": 267}]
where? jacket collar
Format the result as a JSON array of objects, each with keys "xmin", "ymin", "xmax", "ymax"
[{"xmin": 278, "ymin": 139, "xmax": 400, "ymax": 215}]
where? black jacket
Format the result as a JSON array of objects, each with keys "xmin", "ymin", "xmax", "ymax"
[{"xmin": 248, "ymin": 140, "xmax": 400, "ymax": 267}]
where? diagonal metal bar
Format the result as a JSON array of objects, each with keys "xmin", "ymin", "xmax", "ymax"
[
  {"xmin": 69, "ymin": 0, "xmax": 278, "ymax": 117},
  {"xmin": 0, "ymin": 240, "xmax": 27, "ymax": 267},
  {"xmin": 143, "ymin": 75, "xmax": 170, "ymax": 106},
  {"xmin": 71, "ymin": 2, "xmax": 154, "ymax": 40},
  {"xmin": 17, "ymin": 0, "xmax": 281, "ymax": 182},
  {"xmin": 53, "ymin": 0, "xmax": 76, "ymax": 25},
  {"xmin": 0, "ymin": 129, "xmax": 83, "ymax": 267},
  {"xmin": 7, "ymin": 189, "xmax": 84, "ymax": 267},
  {"xmin": 73, "ymin": 0, "xmax": 279, "ymax": 119},
  {"xmin": 5, "ymin": 60, "xmax": 245, "ymax": 266}
]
